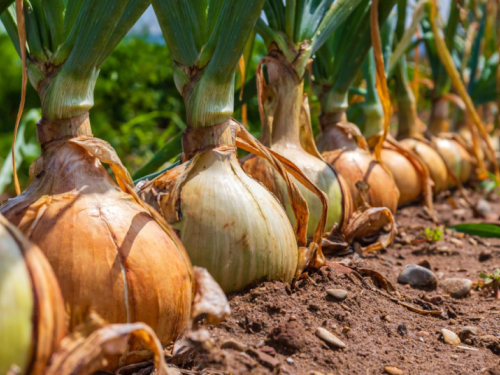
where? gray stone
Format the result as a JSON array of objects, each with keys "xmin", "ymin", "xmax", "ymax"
[
  {"xmin": 315, "ymin": 327, "xmax": 346, "ymax": 349},
  {"xmin": 458, "ymin": 326, "xmax": 478, "ymax": 341},
  {"xmin": 441, "ymin": 329, "xmax": 461, "ymax": 345},
  {"xmin": 397, "ymin": 264, "xmax": 437, "ymax": 288},
  {"xmin": 440, "ymin": 278, "xmax": 472, "ymax": 298},
  {"xmin": 327, "ymin": 289, "xmax": 348, "ymax": 301}
]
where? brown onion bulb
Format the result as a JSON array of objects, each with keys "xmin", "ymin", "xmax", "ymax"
[
  {"xmin": 0, "ymin": 214, "xmax": 66, "ymax": 375},
  {"xmin": 380, "ymin": 147, "xmax": 423, "ymax": 206},
  {"xmin": 399, "ymin": 138, "xmax": 448, "ymax": 194},
  {"xmin": 320, "ymin": 124, "xmax": 399, "ymax": 213},
  {"xmin": 432, "ymin": 137, "xmax": 473, "ymax": 186},
  {"xmin": 0, "ymin": 128, "xmax": 193, "ymax": 356}
]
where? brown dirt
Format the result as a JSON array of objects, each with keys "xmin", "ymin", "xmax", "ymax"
[{"xmin": 126, "ymin": 188, "xmax": 500, "ymax": 375}]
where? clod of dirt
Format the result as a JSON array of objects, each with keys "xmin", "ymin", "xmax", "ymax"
[
  {"xmin": 268, "ymin": 321, "xmax": 307, "ymax": 351},
  {"xmin": 315, "ymin": 327, "xmax": 346, "ymax": 349},
  {"xmin": 246, "ymin": 348, "xmax": 280, "ymax": 370},
  {"xmin": 479, "ymin": 250, "xmax": 492, "ymax": 262},
  {"xmin": 441, "ymin": 328, "xmax": 461, "ymax": 345},
  {"xmin": 458, "ymin": 326, "xmax": 478, "ymax": 341},
  {"xmin": 397, "ymin": 264, "xmax": 438, "ymax": 288},
  {"xmin": 439, "ymin": 278, "xmax": 472, "ymax": 298},
  {"xmin": 220, "ymin": 338, "xmax": 247, "ymax": 352},
  {"xmin": 397, "ymin": 324, "xmax": 407, "ymax": 336}
]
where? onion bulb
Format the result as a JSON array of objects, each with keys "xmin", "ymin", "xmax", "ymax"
[
  {"xmin": 399, "ymin": 138, "xmax": 449, "ymax": 194},
  {"xmin": 0, "ymin": 118, "xmax": 194, "ymax": 355},
  {"xmin": 432, "ymin": 136, "xmax": 473, "ymax": 186},
  {"xmin": 139, "ymin": 120, "xmax": 328, "ymax": 292},
  {"xmin": 0, "ymin": 214, "xmax": 66, "ymax": 375},
  {"xmin": 319, "ymin": 120, "xmax": 399, "ymax": 214},
  {"xmin": 241, "ymin": 54, "xmax": 350, "ymax": 237}
]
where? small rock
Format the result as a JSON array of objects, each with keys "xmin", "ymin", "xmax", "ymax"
[
  {"xmin": 428, "ymin": 295, "xmax": 444, "ymax": 305},
  {"xmin": 476, "ymin": 199, "xmax": 498, "ymax": 220},
  {"xmin": 469, "ymin": 237, "xmax": 478, "ymax": 246},
  {"xmin": 450, "ymin": 238, "xmax": 463, "ymax": 247},
  {"xmin": 397, "ymin": 264, "xmax": 437, "ymax": 288},
  {"xmin": 269, "ymin": 321, "xmax": 307, "ymax": 351},
  {"xmin": 339, "ymin": 258, "xmax": 351, "ymax": 266},
  {"xmin": 259, "ymin": 346, "xmax": 276, "ymax": 357},
  {"xmin": 327, "ymin": 289, "xmax": 348, "ymax": 301},
  {"xmin": 458, "ymin": 326, "xmax": 478, "ymax": 341},
  {"xmin": 166, "ymin": 368, "xmax": 182, "ymax": 375},
  {"xmin": 383, "ymin": 315, "xmax": 392, "ymax": 322},
  {"xmin": 441, "ymin": 329, "xmax": 461, "ymax": 345},
  {"xmin": 384, "ymin": 366, "xmax": 404, "ymax": 375},
  {"xmin": 286, "ymin": 357, "xmax": 294, "ymax": 364},
  {"xmin": 397, "ymin": 324, "xmax": 407, "ymax": 336},
  {"xmin": 417, "ymin": 331, "xmax": 430, "ymax": 337},
  {"xmin": 315, "ymin": 327, "xmax": 346, "ymax": 349},
  {"xmin": 479, "ymin": 250, "xmax": 492, "ymax": 262},
  {"xmin": 439, "ymin": 278, "xmax": 472, "ymax": 298},
  {"xmin": 221, "ymin": 338, "xmax": 247, "ymax": 352}
]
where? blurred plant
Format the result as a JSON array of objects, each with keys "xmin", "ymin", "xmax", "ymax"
[
  {"xmin": 0, "ymin": 109, "xmax": 40, "ymax": 196},
  {"xmin": 478, "ymin": 269, "xmax": 500, "ymax": 299},
  {"xmin": 424, "ymin": 227, "xmax": 443, "ymax": 242}
]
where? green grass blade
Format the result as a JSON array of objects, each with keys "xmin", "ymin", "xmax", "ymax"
[
  {"xmin": 269, "ymin": 0, "xmax": 284, "ymax": 31},
  {"xmin": 299, "ymin": 0, "xmax": 334, "ymax": 42},
  {"xmin": 262, "ymin": 2, "xmax": 279, "ymax": 31},
  {"xmin": 293, "ymin": 0, "xmax": 306, "ymax": 43},
  {"xmin": 42, "ymin": 0, "xmax": 65, "ymax": 48},
  {"xmin": 395, "ymin": 0, "xmax": 406, "ymax": 39},
  {"xmin": 29, "ymin": 0, "xmax": 50, "ymax": 48},
  {"xmin": 448, "ymin": 223, "xmax": 500, "ymax": 239},
  {"xmin": 132, "ymin": 132, "xmax": 183, "ymax": 179},
  {"xmin": 134, "ymin": 159, "xmax": 181, "ymax": 185}
]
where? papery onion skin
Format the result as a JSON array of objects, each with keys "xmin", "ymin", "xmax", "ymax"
[
  {"xmin": 399, "ymin": 139, "xmax": 448, "ymax": 194},
  {"xmin": 322, "ymin": 148, "xmax": 399, "ymax": 213},
  {"xmin": 0, "ymin": 214, "xmax": 66, "ymax": 375},
  {"xmin": 140, "ymin": 148, "xmax": 298, "ymax": 293},
  {"xmin": 0, "ymin": 136, "xmax": 193, "ymax": 352},
  {"xmin": 380, "ymin": 148, "xmax": 422, "ymax": 206},
  {"xmin": 433, "ymin": 137, "xmax": 473, "ymax": 186},
  {"xmin": 242, "ymin": 146, "xmax": 344, "ymax": 238}
]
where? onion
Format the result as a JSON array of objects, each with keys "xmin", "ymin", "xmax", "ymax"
[
  {"xmin": 399, "ymin": 139, "xmax": 448, "ymax": 193},
  {"xmin": 0, "ymin": 214, "xmax": 66, "ymax": 375},
  {"xmin": 432, "ymin": 136, "xmax": 473, "ymax": 186},
  {"xmin": 241, "ymin": 53, "xmax": 349, "ymax": 237},
  {"xmin": 0, "ymin": 119, "xmax": 194, "ymax": 354},
  {"xmin": 319, "ymin": 119, "xmax": 399, "ymax": 214}
]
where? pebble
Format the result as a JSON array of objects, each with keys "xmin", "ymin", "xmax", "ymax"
[
  {"xmin": 458, "ymin": 326, "xmax": 478, "ymax": 341},
  {"xmin": 479, "ymin": 250, "xmax": 492, "ymax": 262},
  {"xmin": 417, "ymin": 331, "xmax": 430, "ymax": 337},
  {"xmin": 339, "ymin": 258, "xmax": 351, "ymax": 266},
  {"xmin": 315, "ymin": 327, "xmax": 346, "ymax": 349},
  {"xmin": 327, "ymin": 289, "xmax": 348, "ymax": 301},
  {"xmin": 397, "ymin": 264, "xmax": 437, "ymax": 288},
  {"xmin": 286, "ymin": 357, "xmax": 294, "ymax": 364},
  {"xmin": 221, "ymin": 338, "xmax": 247, "ymax": 352},
  {"xmin": 441, "ymin": 329, "xmax": 461, "ymax": 345},
  {"xmin": 384, "ymin": 366, "xmax": 404, "ymax": 375},
  {"xmin": 166, "ymin": 369, "xmax": 181, "ymax": 375},
  {"xmin": 383, "ymin": 315, "xmax": 392, "ymax": 322},
  {"xmin": 397, "ymin": 324, "xmax": 407, "ymax": 336},
  {"xmin": 439, "ymin": 278, "xmax": 472, "ymax": 298}
]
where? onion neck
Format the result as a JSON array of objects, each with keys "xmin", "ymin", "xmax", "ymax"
[
  {"xmin": 397, "ymin": 95, "xmax": 419, "ymax": 139},
  {"xmin": 37, "ymin": 113, "xmax": 92, "ymax": 145},
  {"xmin": 266, "ymin": 58, "xmax": 304, "ymax": 149},
  {"xmin": 429, "ymin": 97, "xmax": 450, "ymax": 135},
  {"xmin": 317, "ymin": 110, "xmax": 358, "ymax": 152},
  {"xmin": 181, "ymin": 119, "xmax": 235, "ymax": 161}
]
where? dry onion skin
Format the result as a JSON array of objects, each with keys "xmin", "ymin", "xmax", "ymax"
[
  {"xmin": 0, "ymin": 0, "xmax": 194, "ymax": 356},
  {"xmin": 242, "ymin": 51, "xmax": 349, "ymax": 237},
  {"xmin": 0, "ymin": 214, "xmax": 66, "ymax": 375}
]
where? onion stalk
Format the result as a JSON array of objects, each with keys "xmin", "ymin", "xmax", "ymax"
[
  {"xmin": 0, "ymin": 213, "xmax": 66, "ymax": 375},
  {"xmin": 140, "ymin": 0, "xmax": 330, "ymax": 292},
  {"xmin": 0, "ymin": 0, "xmax": 194, "ymax": 354}
]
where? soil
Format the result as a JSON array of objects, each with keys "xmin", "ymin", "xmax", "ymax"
[{"xmin": 157, "ymin": 186, "xmax": 500, "ymax": 375}]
